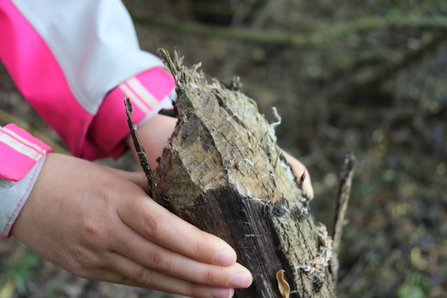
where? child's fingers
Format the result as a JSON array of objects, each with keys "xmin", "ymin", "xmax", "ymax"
[
  {"xmin": 110, "ymin": 225, "xmax": 251, "ymax": 289},
  {"xmin": 117, "ymin": 193, "xmax": 240, "ymax": 267},
  {"xmin": 281, "ymin": 150, "xmax": 314, "ymax": 200},
  {"xmin": 100, "ymin": 253, "xmax": 235, "ymax": 298}
]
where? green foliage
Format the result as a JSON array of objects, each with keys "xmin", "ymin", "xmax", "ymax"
[
  {"xmin": 47, "ymin": 281, "xmax": 63, "ymax": 298},
  {"xmin": 398, "ymin": 285, "xmax": 425, "ymax": 298},
  {"xmin": 398, "ymin": 273, "xmax": 430, "ymax": 298},
  {"xmin": 0, "ymin": 250, "xmax": 42, "ymax": 294}
]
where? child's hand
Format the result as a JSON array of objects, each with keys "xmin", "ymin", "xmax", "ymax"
[
  {"xmin": 281, "ymin": 150, "xmax": 314, "ymax": 200},
  {"xmin": 105, "ymin": 168, "xmax": 150, "ymax": 193},
  {"xmin": 12, "ymin": 153, "xmax": 252, "ymax": 298},
  {"xmin": 126, "ymin": 114, "xmax": 178, "ymax": 171}
]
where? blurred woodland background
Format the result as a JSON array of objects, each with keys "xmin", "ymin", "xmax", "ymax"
[{"xmin": 1, "ymin": 0, "xmax": 447, "ymax": 297}]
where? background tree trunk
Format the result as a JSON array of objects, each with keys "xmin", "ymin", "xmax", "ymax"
[{"xmin": 155, "ymin": 51, "xmax": 336, "ymax": 298}]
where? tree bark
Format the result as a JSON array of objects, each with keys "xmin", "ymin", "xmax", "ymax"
[{"xmin": 155, "ymin": 50, "xmax": 336, "ymax": 298}]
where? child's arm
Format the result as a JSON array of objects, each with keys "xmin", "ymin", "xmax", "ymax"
[{"xmin": 0, "ymin": 0, "xmax": 174, "ymax": 160}]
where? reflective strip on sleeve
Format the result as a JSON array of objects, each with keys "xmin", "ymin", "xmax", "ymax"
[
  {"xmin": 0, "ymin": 124, "xmax": 52, "ymax": 182},
  {"xmin": 119, "ymin": 82, "xmax": 151, "ymax": 114},
  {"xmin": 122, "ymin": 77, "xmax": 159, "ymax": 110},
  {"xmin": 85, "ymin": 66, "xmax": 175, "ymax": 160}
]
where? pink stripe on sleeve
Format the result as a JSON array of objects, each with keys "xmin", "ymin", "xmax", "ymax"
[
  {"xmin": 133, "ymin": 66, "xmax": 176, "ymax": 102},
  {"xmin": 86, "ymin": 67, "xmax": 175, "ymax": 160},
  {"xmin": 0, "ymin": 124, "xmax": 51, "ymax": 182}
]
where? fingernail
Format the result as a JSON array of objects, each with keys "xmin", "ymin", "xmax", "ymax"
[
  {"xmin": 229, "ymin": 272, "xmax": 252, "ymax": 288},
  {"xmin": 307, "ymin": 184, "xmax": 315, "ymax": 200},
  {"xmin": 305, "ymin": 180, "xmax": 314, "ymax": 200},
  {"xmin": 215, "ymin": 250, "xmax": 236, "ymax": 266},
  {"xmin": 210, "ymin": 288, "xmax": 233, "ymax": 298}
]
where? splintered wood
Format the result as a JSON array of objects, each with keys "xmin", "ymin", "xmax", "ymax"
[{"xmin": 154, "ymin": 50, "xmax": 336, "ymax": 298}]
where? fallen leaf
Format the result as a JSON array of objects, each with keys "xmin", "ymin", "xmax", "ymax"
[
  {"xmin": 276, "ymin": 270, "xmax": 290, "ymax": 298},
  {"xmin": 0, "ymin": 279, "xmax": 15, "ymax": 298}
]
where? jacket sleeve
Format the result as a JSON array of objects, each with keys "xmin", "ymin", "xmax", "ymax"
[
  {"xmin": 0, "ymin": 0, "xmax": 176, "ymax": 160},
  {"xmin": 0, "ymin": 0, "xmax": 176, "ymax": 237},
  {"xmin": 0, "ymin": 124, "xmax": 51, "ymax": 238}
]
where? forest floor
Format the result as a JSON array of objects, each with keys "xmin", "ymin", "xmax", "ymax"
[{"xmin": 2, "ymin": 1, "xmax": 447, "ymax": 297}]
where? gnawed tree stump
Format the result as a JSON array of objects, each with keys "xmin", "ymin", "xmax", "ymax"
[{"xmin": 155, "ymin": 50, "xmax": 336, "ymax": 298}]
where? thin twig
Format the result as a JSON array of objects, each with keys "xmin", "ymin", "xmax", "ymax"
[
  {"xmin": 131, "ymin": 13, "xmax": 447, "ymax": 48},
  {"xmin": 331, "ymin": 153, "xmax": 356, "ymax": 282},
  {"xmin": 124, "ymin": 96, "xmax": 161, "ymax": 203},
  {"xmin": 326, "ymin": 30, "xmax": 447, "ymax": 107},
  {"xmin": 369, "ymin": 30, "xmax": 447, "ymax": 87},
  {"xmin": 217, "ymin": 0, "xmax": 275, "ymax": 78}
]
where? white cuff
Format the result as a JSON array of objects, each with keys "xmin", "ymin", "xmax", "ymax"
[{"xmin": 0, "ymin": 155, "xmax": 46, "ymax": 238}]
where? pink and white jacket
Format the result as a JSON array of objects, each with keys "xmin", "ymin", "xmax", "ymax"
[{"xmin": 0, "ymin": 0, "xmax": 176, "ymax": 237}]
